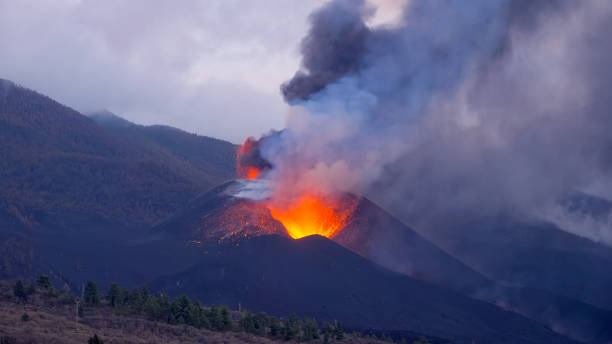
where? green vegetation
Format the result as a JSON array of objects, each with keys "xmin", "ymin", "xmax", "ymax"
[
  {"xmin": 12, "ymin": 280, "xmax": 34, "ymax": 303},
  {"xmin": 0, "ymin": 82, "xmax": 237, "ymax": 227},
  {"xmin": 83, "ymin": 281, "xmax": 100, "ymax": 305},
  {"xmin": 87, "ymin": 334, "xmax": 104, "ymax": 344},
  {"xmin": 5, "ymin": 276, "xmax": 430, "ymax": 344},
  {"xmin": 101, "ymin": 282, "xmax": 346, "ymax": 342}
]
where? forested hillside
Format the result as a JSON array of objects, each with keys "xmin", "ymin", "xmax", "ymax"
[
  {"xmin": 0, "ymin": 279, "xmax": 402, "ymax": 344},
  {"xmin": 0, "ymin": 79, "xmax": 236, "ymax": 228}
]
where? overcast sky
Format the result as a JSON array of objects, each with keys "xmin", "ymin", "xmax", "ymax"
[{"xmin": 0, "ymin": 0, "xmax": 332, "ymax": 142}]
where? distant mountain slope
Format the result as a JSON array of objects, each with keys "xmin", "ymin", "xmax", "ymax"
[
  {"xmin": 89, "ymin": 110, "xmax": 236, "ymax": 185},
  {"xmin": 153, "ymin": 235, "xmax": 578, "ymax": 344},
  {"xmin": 423, "ymin": 216, "xmax": 612, "ymax": 312},
  {"xmin": 0, "ymin": 79, "xmax": 236, "ymax": 227}
]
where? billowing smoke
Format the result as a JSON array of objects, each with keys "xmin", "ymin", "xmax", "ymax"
[{"xmin": 251, "ymin": 0, "xmax": 612, "ymax": 245}]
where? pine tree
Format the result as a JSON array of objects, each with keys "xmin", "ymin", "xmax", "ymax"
[
  {"xmin": 87, "ymin": 334, "xmax": 104, "ymax": 344},
  {"xmin": 334, "ymin": 321, "xmax": 344, "ymax": 340},
  {"xmin": 269, "ymin": 316, "xmax": 282, "ymax": 338},
  {"xmin": 84, "ymin": 281, "xmax": 100, "ymax": 305},
  {"xmin": 253, "ymin": 312, "xmax": 269, "ymax": 336},
  {"xmin": 128, "ymin": 288, "xmax": 142, "ymax": 310},
  {"xmin": 301, "ymin": 317, "xmax": 319, "ymax": 341},
  {"xmin": 13, "ymin": 280, "xmax": 27, "ymax": 302},
  {"xmin": 283, "ymin": 314, "xmax": 299, "ymax": 340},
  {"xmin": 106, "ymin": 283, "xmax": 120, "ymax": 308},
  {"xmin": 36, "ymin": 275, "xmax": 52, "ymax": 290},
  {"xmin": 220, "ymin": 306, "xmax": 232, "ymax": 331},
  {"xmin": 239, "ymin": 311, "xmax": 256, "ymax": 333}
]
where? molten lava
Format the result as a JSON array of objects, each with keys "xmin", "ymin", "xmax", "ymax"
[
  {"xmin": 235, "ymin": 136, "xmax": 358, "ymax": 240},
  {"xmin": 236, "ymin": 137, "xmax": 270, "ymax": 180},
  {"xmin": 245, "ymin": 167, "xmax": 260, "ymax": 180},
  {"xmin": 267, "ymin": 194, "xmax": 357, "ymax": 239}
]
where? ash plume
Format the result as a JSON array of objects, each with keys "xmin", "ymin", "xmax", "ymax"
[
  {"xmin": 260, "ymin": 0, "xmax": 612, "ymax": 244},
  {"xmin": 280, "ymin": 0, "xmax": 370, "ymax": 102}
]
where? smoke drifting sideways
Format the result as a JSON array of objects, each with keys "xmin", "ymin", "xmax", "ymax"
[{"xmin": 251, "ymin": 0, "xmax": 612, "ymax": 245}]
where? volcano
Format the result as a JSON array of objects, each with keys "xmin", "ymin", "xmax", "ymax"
[
  {"xmin": 154, "ymin": 179, "xmax": 488, "ymax": 292},
  {"xmin": 153, "ymin": 179, "xmax": 612, "ymax": 343}
]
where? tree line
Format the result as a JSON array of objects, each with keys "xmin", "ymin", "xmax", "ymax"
[{"xmin": 13, "ymin": 276, "xmax": 357, "ymax": 343}]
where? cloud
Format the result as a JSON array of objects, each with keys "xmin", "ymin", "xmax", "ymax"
[{"xmin": 0, "ymin": 0, "xmax": 326, "ymax": 142}]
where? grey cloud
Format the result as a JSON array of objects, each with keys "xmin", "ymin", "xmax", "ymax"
[{"xmin": 0, "ymin": 0, "xmax": 325, "ymax": 142}]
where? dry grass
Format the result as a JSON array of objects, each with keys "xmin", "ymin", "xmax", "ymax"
[{"xmin": 0, "ymin": 282, "xmax": 386, "ymax": 344}]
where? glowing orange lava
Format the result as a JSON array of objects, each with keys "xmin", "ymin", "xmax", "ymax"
[
  {"xmin": 267, "ymin": 194, "xmax": 356, "ymax": 239},
  {"xmin": 236, "ymin": 138, "xmax": 264, "ymax": 179},
  {"xmin": 245, "ymin": 167, "xmax": 260, "ymax": 180}
]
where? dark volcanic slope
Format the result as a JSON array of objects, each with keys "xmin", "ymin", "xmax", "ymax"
[
  {"xmin": 336, "ymin": 197, "xmax": 491, "ymax": 294},
  {"xmin": 425, "ymin": 215, "xmax": 612, "ymax": 311},
  {"xmin": 153, "ymin": 235, "xmax": 576, "ymax": 344},
  {"xmin": 154, "ymin": 181, "xmax": 490, "ymax": 293},
  {"xmin": 154, "ymin": 180, "xmax": 612, "ymax": 343},
  {"xmin": 0, "ymin": 79, "xmax": 236, "ymax": 228},
  {"xmin": 153, "ymin": 181, "xmax": 290, "ymax": 242}
]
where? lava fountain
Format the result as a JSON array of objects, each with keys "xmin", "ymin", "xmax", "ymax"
[{"xmin": 236, "ymin": 138, "xmax": 358, "ymax": 239}]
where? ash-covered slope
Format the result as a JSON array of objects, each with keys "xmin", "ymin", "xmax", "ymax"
[
  {"xmin": 154, "ymin": 180, "xmax": 488, "ymax": 291},
  {"xmin": 154, "ymin": 180, "xmax": 612, "ymax": 343},
  {"xmin": 420, "ymin": 212, "xmax": 612, "ymax": 312},
  {"xmin": 152, "ymin": 234, "xmax": 576, "ymax": 344},
  {"xmin": 153, "ymin": 181, "xmax": 290, "ymax": 242}
]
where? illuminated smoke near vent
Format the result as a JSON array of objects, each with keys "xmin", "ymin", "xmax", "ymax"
[{"xmin": 240, "ymin": 0, "xmax": 612, "ymax": 244}]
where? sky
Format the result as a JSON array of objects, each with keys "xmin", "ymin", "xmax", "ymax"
[{"xmin": 0, "ymin": 0, "xmax": 331, "ymax": 143}]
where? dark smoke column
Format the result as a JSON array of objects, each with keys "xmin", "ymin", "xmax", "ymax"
[{"xmin": 281, "ymin": 0, "xmax": 370, "ymax": 103}]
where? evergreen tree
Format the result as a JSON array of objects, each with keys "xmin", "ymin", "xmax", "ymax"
[
  {"xmin": 220, "ymin": 306, "xmax": 232, "ymax": 331},
  {"xmin": 268, "ymin": 316, "xmax": 282, "ymax": 338},
  {"xmin": 208, "ymin": 305, "xmax": 220, "ymax": 330},
  {"xmin": 36, "ymin": 275, "xmax": 52, "ymax": 290},
  {"xmin": 192, "ymin": 301, "xmax": 209, "ymax": 329},
  {"xmin": 283, "ymin": 313, "xmax": 299, "ymax": 340},
  {"xmin": 84, "ymin": 280, "xmax": 100, "ymax": 305},
  {"xmin": 239, "ymin": 311, "xmax": 256, "ymax": 333},
  {"xmin": 301, "ymin": 317, "xmax": 319, "ymax": 341},
  {"xmin": 118, "ymin": 287, "xmax": 130, "ymax": 306},
  {"xmin": 144, "ymin": 296, "xmax": 161, "ymax": 321},
  {"xmin": 321, "ymin": 322, "xmax": 333, "ymax": 344},
  {"xmin": 106, "ymin": 283, "xmax": 120, "ymax": 308},
  {"xmin": 128, "ymin": 287, "xmax": 143, "ymax": 310},
  {"xmin": 156, "ymin": 293, "xmax": 171, "ymax": 323},
  {"xmin": 21, "ymin": 313, "xmax": 30, "ymax": 322},
  {"xmin": 87, "ymin": 334, "xmax": 104, "ymax": 344},
  {"xmin": 253, "ymin": 312, "xmax": 269, "ymax": 336},
  {"xmin": 170, "ymin": 295, "xmax": 193, "ymax": 325},
  {"xmin": 334, "ymin": 321, "xmax": 344, "ymax": 340},
  {"xmin": 13, "ymin": 280, "xmax": 27, "ymax": 302},
  {"xmin": 140, "ymin": 287, "xmax": 150, "ymax": 304}
]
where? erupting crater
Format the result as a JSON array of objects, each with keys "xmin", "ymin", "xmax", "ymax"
[
  {"xmin": 266, "ymin": 194, "xmax": 358, "ymax": 239},
  {"xmin": 230, "ymin": 137, "xmax": 359, "ymax": 240}
]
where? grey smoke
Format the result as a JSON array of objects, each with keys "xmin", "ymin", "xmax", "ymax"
[
  {"xmin": 281, "ymin": 0, "xmax": 370, "ymax": 102},
  {"xmin": 263, "ymin": 0, "xmax": 612, "ymax": 245}
]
